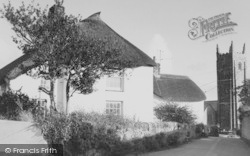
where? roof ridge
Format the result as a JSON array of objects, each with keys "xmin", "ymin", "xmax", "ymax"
[
  {"xmin": 159, "ymin": 74, "xmax": 189, "ymax": 79},
  {"xmin": 86, "ymin": 12, "xmax": 101, "ymax": 20}
]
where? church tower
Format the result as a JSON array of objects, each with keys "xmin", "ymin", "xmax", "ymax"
[{"xmin": 217, "ymin": 42, "xmax": 246, "ymax": 131}]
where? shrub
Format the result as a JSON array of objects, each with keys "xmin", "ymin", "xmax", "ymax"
[
  {"xmin": 154, "ymin": 102, "xmax": 196, "ymax": 124},
  {"xmin": 209, "ymin": 125, "xmax": 219, "ymax": 137},
  {"xmin": 71, "ymin": 111, "xmax": 131, "ymax": 130},
  {"xmin": 155, "ymin": 132, "xmax": 169, "ymax": 148},
  {"xmin": 195, "ymin": 123, "xmax": 210, "ymax": 138},
  {"xmin": 38, "ymin": 111, "xmax": 193, "ymax": 155},
  {"xmin": 142, "ymin": 136, "xmax": 160, "ymax": 151},
  {"xmin": 0, "ymin": 115, "xmax": 6, "ymax": 120},
  {"xmin": 0, "ymin": 90, "xmax": 44, "ymax": 120},
  {"xmin": 132, "ymin": 138, "xmax": 146, "ymax": 153},
  {"xmin": 195, "ymin": 123, "xmax": 204, "ymax": 137},
  {"xmin": 39, "ymin": 113, "xmax": 70, "ymax": 145},
  {"xmin": 18, "ymin": 111, "xmax": 34, "ymax": 122},
  {"xmin": 38, "ymin": 111, "xmax": 122, "ymax": 155},
  {"xmin": 111, "ymin": 141, "xmax": 134, "ymax": 156},
  {"xmin": 166, "ymin": 131, "xmax": 180, "ymax": 146},
  {"xmin": 236, "ymin": 129, "xmax": 241, "ymax": 136}
]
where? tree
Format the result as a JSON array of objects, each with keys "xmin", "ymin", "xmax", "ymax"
[
  {"xmin": 0, "ymin": 89, "xmax": 42, "ymax": 120},
  {"xmin": 154, "ymin": 101, "xmax": 196, "ymax": 124},
  {"xmin": 238, "ymin": 80, "xmax": 250, "ymax": 118},
  {"xmin": 238, "ymin": 80, "xmax": 250, "ymax": 106},
  {"xmin": 1, "ymin": 1, "xmax": 133, "ymax": 112}
]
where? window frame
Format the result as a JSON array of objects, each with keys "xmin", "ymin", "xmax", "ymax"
[
  {"xmin": 105, "ymin": 100, "xmax": 123, "ymax": 116},
  {"xmin": 106, "ymin": 74, "xmax": 124, "ymax": 92}
]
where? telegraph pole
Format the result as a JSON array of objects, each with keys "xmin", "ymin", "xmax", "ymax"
[
  {"xmin": 230, "ymin": 78, "xmax": 233, "ymax": 131},
  {"xmin": 234, "ymin": 61, "xmax": 238, "ymax": 130}
]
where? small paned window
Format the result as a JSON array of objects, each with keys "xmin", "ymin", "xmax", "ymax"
[{"xmin": 106, "ymin": 101, "xmax": 123, "ymax": 116}]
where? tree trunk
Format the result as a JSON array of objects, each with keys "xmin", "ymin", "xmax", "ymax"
[
  {"xmin": 49, "ymin": 79, "xmax": 56, "ymax": 112},
  {"xmin": 65, "ymin": 73, "xmax": 71, "ymax": 114}
]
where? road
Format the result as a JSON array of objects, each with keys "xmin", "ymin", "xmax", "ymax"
[{"xmin": 140, "ymin": 136, "xmax": 250, "ymax": 156}]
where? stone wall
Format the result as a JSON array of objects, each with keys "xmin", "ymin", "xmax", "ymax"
[{"xmin": 241, "ymin": 115, "xmax": 250, "ymax": 140}]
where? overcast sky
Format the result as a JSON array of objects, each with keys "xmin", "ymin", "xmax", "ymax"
[{"xmin": 0, "ymin": 0, "xmax": 250, "ymax": 101}]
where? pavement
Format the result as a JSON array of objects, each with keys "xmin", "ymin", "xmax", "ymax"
[
  {"xmin": 0, "ymin": 119, "xmax": 47, "ymax": 154},
  {"xmin": 0, "ymin": 119, "xmax": 47, "ymax": 144},
  {"xmin": 140, "ymin": 135, "xmax": 250, "ymax": 156}
]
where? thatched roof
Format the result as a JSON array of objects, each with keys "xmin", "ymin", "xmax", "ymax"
[
  {"xmin": 79, "ymin": 12, "xmax": 156, "ymax": 67},
  {"xmin": 0, "ymin": 12, "xmax": 155, "ymax": 85},
  {"xmin": 0, "ymin": 54, "xmax": 35, "ymax": 84},
  {"xmin": 154, "ymin": 74, "xmax": 206, "ymax": 102}
]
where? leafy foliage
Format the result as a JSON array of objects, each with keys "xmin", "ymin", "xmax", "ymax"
[
  {"xmin": 154, "ymin": 102, "xmax": 196, "ymax": 124},
  {"xmin": 237, "ymin": 80, "xmax": 250, "ymax": 119},
  {"xmin": 38, "ymin": 112, "xmax": 120, "ymax": 155},
  {"xmin": 0, "ymin": 90, "xmax": 44, "ymax": 120},
  {"xmin": 37, "ymin": 111, "xmax": 192, "ymax": 156},
  {"xmin": 0, "ymin": 1, "xmax": 133, "ymax": 110},
  {"xmin": 209, "ymin": 125, "xmax": 219, "ymax": 137},
  {"xmin": 238, "ymin": 80, "xmax": 250, "ymax": 106}
]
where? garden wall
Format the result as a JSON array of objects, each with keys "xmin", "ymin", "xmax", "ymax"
[
  {"xmin": 241, "ymin": 115, "xmax": 250, "ymax": 141},
  {"xmin": 0, "ymin": 120, "xmax": 47, "ymax": 153}
]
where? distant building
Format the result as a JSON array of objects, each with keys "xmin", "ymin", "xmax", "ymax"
[
  {"xmin": 216, "ymin": 42, "xmax": 246, "ymax": 130},
  {"xmin": 204, "ymin": 100, "xmax": 218, "ymax": 126},
  {"xmin": 153, "ymin": 58, "xmax": 206, "ymax": 123}
]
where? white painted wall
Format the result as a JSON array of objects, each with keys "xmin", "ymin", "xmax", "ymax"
[
  {"xmin": 154, "ymin": 97, "xmax": 205, "ymax": 124},
  {"xmin": 0, "ymin": 120, "xmax": 47, "ymax": 144},
  {"xmin": 69, "ymin": 67, "xmax": 155, "ymax": 122},
  {"xmin": 178, "ymin": 101, "xmax": 205, "ymax": 124},
  {"xmin": 10, "ymin": 75, "xmax": 42, "ymax": 98},
  {"xmin": 10, "ymin": 67, "xmax": 155, "ymax": 122},
  {"xmin": 10, "ymin": 75, "xmax": 50, "ymax": 108},
  {"xmin": 10, "ymin": 69, "xmax": 205, "ymax": 124}
]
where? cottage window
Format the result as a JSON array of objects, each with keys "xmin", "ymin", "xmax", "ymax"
[
  {"xmin": 106, "ymin": 101, "xmax": 123, "ymax": 116},
  {"xmin": 40, "ymin": 79, "xmax": 50, "ymax": 90},
  {"xmin": 106, "ymin": 75, "xmax": 124, "ymax": 91}
]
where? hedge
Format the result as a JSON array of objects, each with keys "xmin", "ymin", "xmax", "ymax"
[
  {"xmin": 0, "ymin": 90, "xmax": 45, "ymax": 121},
  {"xmin": 36, "ymin": 111, "xmax": 201, "ymax": 156}
]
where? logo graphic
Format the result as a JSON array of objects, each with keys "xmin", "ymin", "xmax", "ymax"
[
  {"xmin": 5, "ymin": 148, "xmax": 11, "ymax": 153},
  {"xmin": 188, "ymin": 13, "xmax": 237, "ymax": 41}
]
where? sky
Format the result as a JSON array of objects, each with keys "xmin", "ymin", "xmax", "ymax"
[{"xmin": 0, "ymin": 0, "xmax": 250, "ymax": 101}]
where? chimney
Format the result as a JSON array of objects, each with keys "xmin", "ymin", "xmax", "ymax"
[
  {"xmin": 48, "ymin": 1, "xmax": 65, "ymax": 19},
  {"xmin": 153, "ymin": 56, "xmax": 160, "ymax": 77}
]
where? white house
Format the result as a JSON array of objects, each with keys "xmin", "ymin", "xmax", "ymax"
[
  {"xmin": 153, "ymin": 73, "xmax": 207, "ymax": 123},
  {"xmin": 0, "ymin": 11, "xmax": 157, "ymax": 122},
  {"xmin": 67, "ymin": 67, "xmax": 154, "ymax": 122},
  {"xmin": 152, "ymin": 53, "xmax": 206, "ymax": 123},
  {"xmin": 0, "ymin": 5, "xmax": 206, "ymax": 123}
]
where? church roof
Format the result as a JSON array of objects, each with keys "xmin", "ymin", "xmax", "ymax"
[
  {"xmin": 79, "ymin": 12, "xmax": 156, "ymax": 67},
  {"xmin": 154, "ymin": 74, "xmax": 206, "ymax": 102}
]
